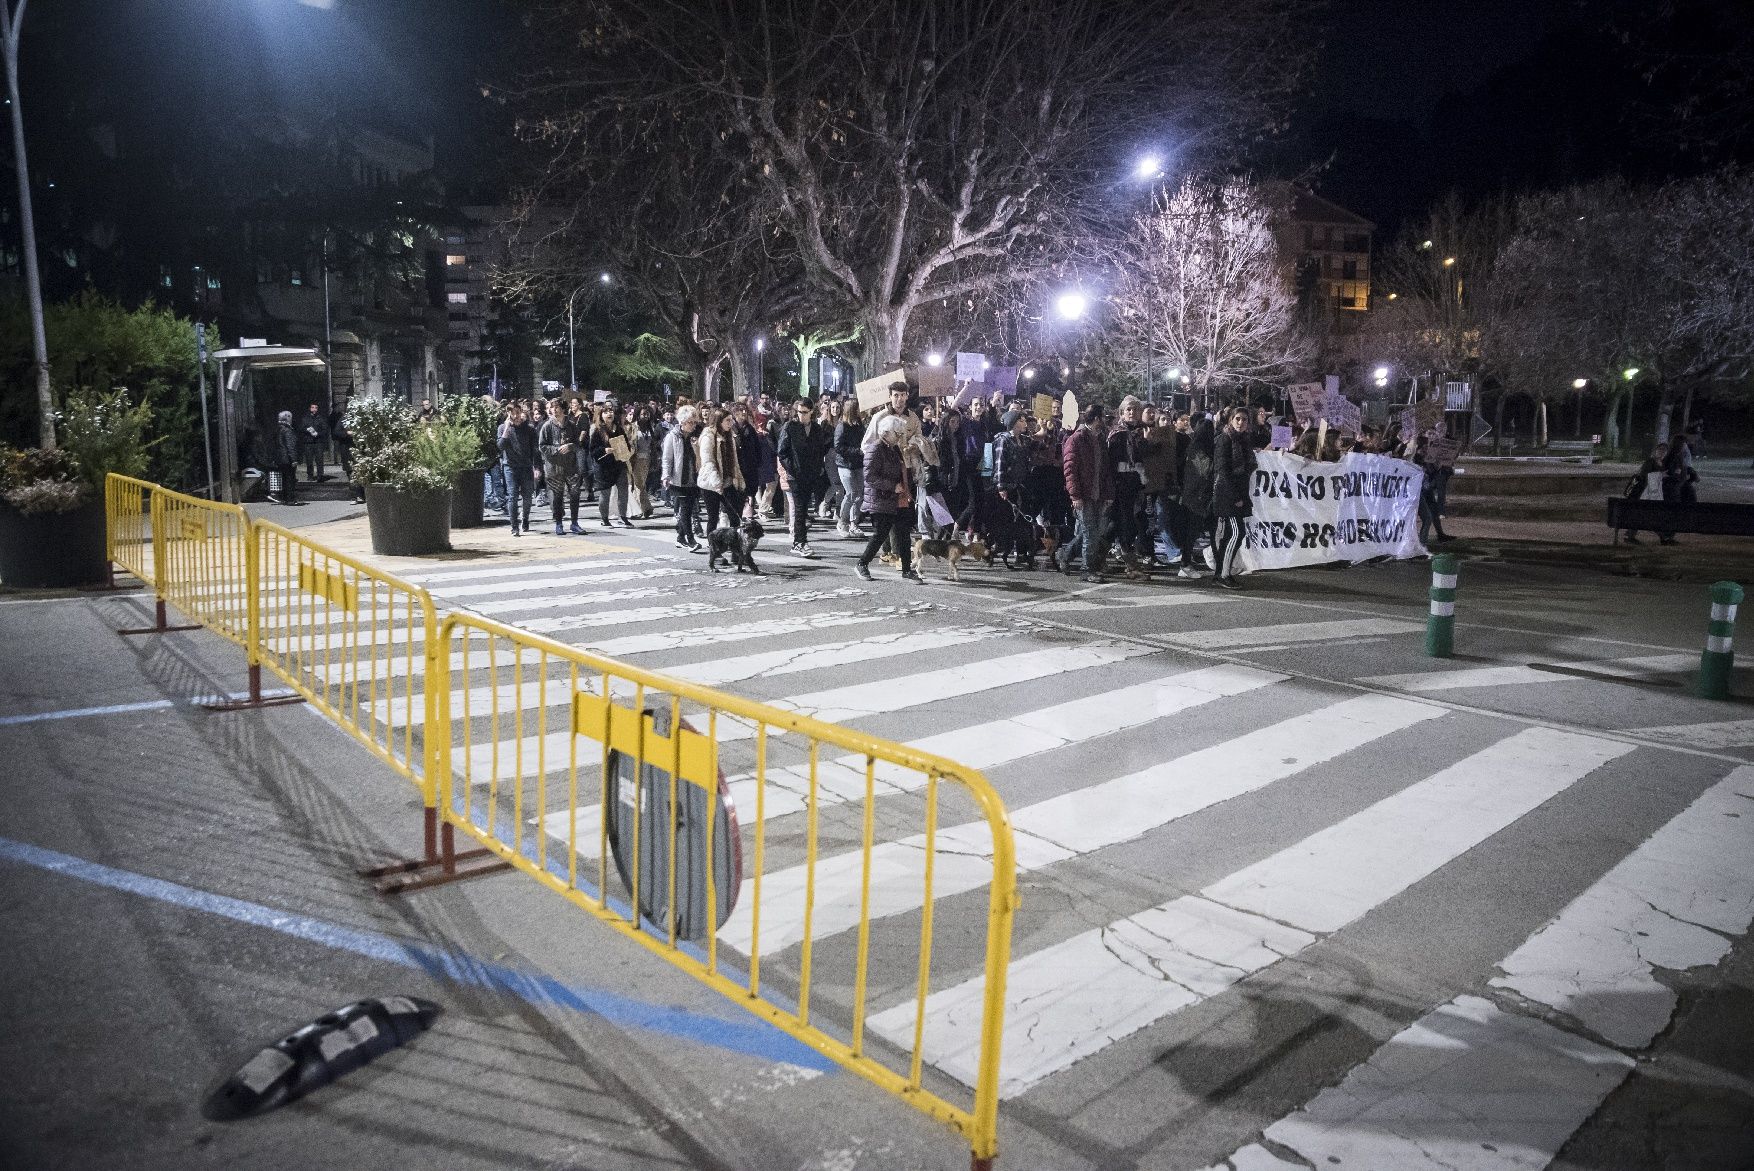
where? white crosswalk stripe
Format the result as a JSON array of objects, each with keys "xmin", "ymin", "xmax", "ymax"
[
  {"xmin": 875, "ymin": 726, "xmax": 1632, "ymax": 1096},
  {"xmin": 1208, "ymin": 766, "xmax": 1754, "ymax": 1171},
  {"xmin": 1629, "ymin": 716, "xmax": 1754, "ymax": 749},
  {"xmin": 468, "ymin": 579, "xmax": 751, "ymax": 616},
  {"xmin": 428, "ymin": 565, "xmax": 692, "ymax": 601},
  {"xmin": 1365, "ymin": 651, "xmax": 1696, "ymax": 692},
  {"xmin": 1165, "ymin": 617, "xmax": 1424, "ymax": 651},
  {"xmin": 716, "ymin": 692, "xmax": 1441, "ymax": 954},
  {"xmin": 402, "ymin": 555, "xmax": 675, "ymax": 586}
]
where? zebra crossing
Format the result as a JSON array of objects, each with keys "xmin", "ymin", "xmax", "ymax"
[{"xmin": 270, "ymin": 551, "xmax": 1754, "ymax": 1168}]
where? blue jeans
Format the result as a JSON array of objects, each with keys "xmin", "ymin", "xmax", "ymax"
[
  {"xmin": 504, "ymin": 465, "xmax": 536, "ymax": 530},
  {"xmin": 837, "ymin": 464, "xmax": 864, "ymax": 527},
  {"xmin": 1061, "ymin": 500, "xmax": 1110, "ymax": 574}
]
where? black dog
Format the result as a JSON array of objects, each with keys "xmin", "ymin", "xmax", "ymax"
[{"xmin": 706, "ymin": 520, "xmax": 764, "ymax": 574}]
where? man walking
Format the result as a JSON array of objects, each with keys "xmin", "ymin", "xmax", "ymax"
[
  {"xmin": 498, "ymin": 402, "xmax": 540, "ymax": 536},
  {"xmin": 1060, "ymin": 404, "xmax": 1114, "ymax": 583}
]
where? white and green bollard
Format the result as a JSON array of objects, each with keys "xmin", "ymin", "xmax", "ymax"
[
  {"xmin": 1697, "ymin": 580, "xmax": 1743, "ymax": 700},
  {"xmin": 1426, "ymin": 553, "xmax": 1458, "ymax": 658}
]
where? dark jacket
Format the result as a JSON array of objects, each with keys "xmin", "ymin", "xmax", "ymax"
[
  {"xmin": 327, "ymin": 410, "xmax": 350, "ymax": 449},
  {"xmin": 1061, "ymin": 425, "xmax": 1114, "ymax": 506},
  {"xmin": 589, "ymin": 425, "xmax": 628, "ymax": 486},
  {"xmin": 1106, "ymin": 424, "xmax": 1151, "ymax": 495},
  {"xmin": 299, "ymin": 411, "xmax": 328, "ymax": 449},
  {"xmin": 928, "ymin": 425, "xmax": 966, "ymax": 495},
  {"xmin": 862, "ymin": 441, "xmax": 908, "ymax": 515},
  {"xmin": 994, "ymin": 431, "xmax": 1029, "ymax": 497},
  {"xmin": 833, "ymin": 419, "xmax": 866, "ymax": 472},
  {"xmin": 538, "ymin": 418, "xmax": 579, "ymax": 478},
  {"xmin": 1180, "ymin": 421, "xmax": 1215, "ymax": 517},
  {"xmin": 734, "ymin": 421, "xmax": 765, "ymax": 491},
  {"xmin": 274, "ymin": 422, "xmax": 299, "ymax": 466},
  {"xmin": 498, "ymin": 420, "xmax": 538, "ymax": 470},
  {"xmin": 777, "ymin": 419, "xmax": 829, "ymax": 488},
  {"xmin": 1213, "ymin": 427, "xmax": 1255, "ymax": 518}
]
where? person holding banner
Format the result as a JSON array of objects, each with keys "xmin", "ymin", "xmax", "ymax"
[
  {"xmin": 1211, "ymin": 407, "xmax": 1255, "ymax": 588},
  {"xmin": 1178, "ymin": 416, "xmax": 1216, "ymax": 577},
  {"xmin": 1106, "ymin": 396, "xmax": 1152, "ymax": 579}
]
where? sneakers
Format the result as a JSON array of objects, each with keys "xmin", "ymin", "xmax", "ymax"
[
  {"xmin": 569, "ymin": 523, "xmax": 587, "ymax": 535},
  {"xmin": 835, "ymin": 523, "xmax": 849, "ymax": 538},
  {"xmin": 1177, "ymin": 565, "xmax": 1202, "ymax": 579},
  {"xmin": 619, "ymin": 517, "xmax": 635, "ymax": 528},
  {"xmin": 511, "ymin": 527, "xmax": 523, "ymax": 537},
  {"xmin": 902, "ymin": 569, "xmax": 924, "ymax": 582},
  {"xmin": 854, "ymin": 562, "xmax": 874, "ymax": 581},
  {"xmin": 1080, "ymin": 573, "xmax": 1105, "ymax": 584},
  {"xmin": 792, "ymin": 543, "xmax": 817, "ymax": 559},
  {"xmin": 554, "ymin": 522, "xmax": 565, "ymax": 536},
  {"xmin": 675, "ymin": 539, "xmax": 694, "ymax": 550},
  {"xmin": 1215, "ymin": 575, "xmax": 1241, "ymax": 590}
]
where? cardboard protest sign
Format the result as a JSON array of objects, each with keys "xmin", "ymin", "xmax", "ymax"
[
  {"xmin": 916, "ymin": 364, "xmax": 955, "ymax": 398},
  {"xmin": 608, "ymin": 434, "xmax": 630, "ymax": 462},
  {"xmin": 1286, "ymin": 382, "xmax": 1325, "ymax": 423},
  {"xmin": 856, "ymin": 368, "xmax": 906, "ymax": 412},
  {"xmin": 1032, "ymin": 393, "xmax": 1055, "ymax": 420},
  {"xmin": 1270, "ymin": 424, "xmax": 1294, "ymax": 450},
  {"xmin": 1321, "ymin": 389, "xmax": 1363, "ymax": 434},
  {"xmin": 1062, "ymin": 390, "xmax": 1080, "ymax": 426},
  {"xmin": 1428, "ymin": 437, "xmax": 1460, "ymax": 467},
  {"xmin": 955, "ymin": 352, "xmax": 986, "ymax": 382},
  {"xmin": 986, "ymin": 366, "xmax": 1019, "ymax": 397}
]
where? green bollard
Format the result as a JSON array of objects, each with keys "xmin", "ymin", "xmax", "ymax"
[
  {"xmin": 1425, "ymin": 553, "xmax": 1458, "ymax": 658},
  {"xmin": 1696, "ymin": 580, "xmax": 1743, "ymax": 700}
]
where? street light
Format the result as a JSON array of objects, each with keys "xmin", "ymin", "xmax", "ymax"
[
  {"xmin": 753, "ymin": 336, "xmax": 765, "ymax": 401},
  {"xmin": 1572, "ymin": 378, "xmax": 1588, "ymax": 389},
  {"xmin": 1134, "ymin": 153, "xmax": 1164, "ymax": 180},
  {"xmin": 1442, "ymin": 256, "xmax": 1456, "ymax": 267},
  {"xmin": 1022, "ymin": 367, "xmax": 1035, "ymax": 380},
  {"xmin": 1055, "ymin": 291, "xmax": 1089, "ymax": 321},
  {"xmin": 1623, "ymin": 367, "xmax": 1640, "ymax": 380},
  {"xmin": 925, "ymin": 351, "xmax": 944, "ymax": 367},
  {"xmin": 598, "ymin": 271, "xmax": 611, "ymax": 285}
]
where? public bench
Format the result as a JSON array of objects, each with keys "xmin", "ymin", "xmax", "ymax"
[
  {"xmin": 1545, "ymin": 440, "xmax": 1597, "ymax": 463},
  {"xmin": 1608, "ymin": 497, "xmax": 1754, "ymax": 543}
]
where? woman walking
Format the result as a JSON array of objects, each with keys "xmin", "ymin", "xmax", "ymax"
[
  {"xmin": 697, "ymin": 407, "xmax": 747, "ymax": 532},
  {"xmin": 628, "ymin": 405, "xmax": 660, "ymax": 519},
  {"xmin": 832, "ymin": 399, "xmax": 867, "ymax": 537},
  {"xmin": 590, "ymin": 405, "xmax": 635, "ymax": 527},
  {"xmin": 854, "ymin": 415, "xmax": 922, "ymax": 581},
  {"xmin": 1211, "ymin": 407, "xmax": 1254, "ymax": 589}
]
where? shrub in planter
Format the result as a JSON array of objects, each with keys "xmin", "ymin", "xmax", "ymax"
[
  {"xmin": 347, "ymin": 398, "xmax": 483, "ymax": 557},
  {"xmin": 441, "ymin": 393, "xmax": 498, "ymax": 528},
  {"xmin": 0, "ymin": 389, "xmax": 153, "ymax": 588}
]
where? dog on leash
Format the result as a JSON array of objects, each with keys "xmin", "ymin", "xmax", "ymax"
[
  {"xmin": 912, "ymin": 534, "xmax": 988, "ymax": 581},
  {"xmin": 706, "ymin": 519, "xmax": 764, "ymax": 574}
]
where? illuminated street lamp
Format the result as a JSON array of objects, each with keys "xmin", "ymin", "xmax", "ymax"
[
  {"xmin": 598, "ymin": 271, "xmax": 612, "ymax": 285},
  {"xmin": 1055, "ymin": 291, "xmax": 1089, "ymax": 321},
  {"xmin": 1442, "ymin": 256, "xmax": 1456, "ymax": 267},
  {"xmin": 1373, "ymin": 365, "xmax": 1390, "ymax": 388},
  {"xmin": 1572, "ymin": 378, "xmax": 1588, "ymax": 389},
  {"xmin": 1134, "ymin": 154, "xmax": 1164, "ymax": 180},
  {"xmin": 1623, "ymin": 367, "xmax": 1640, "ymax": 380},
  {"xmin": 1022, "ymin": 367, "xmax": 1035, "ymax": 380},
  {"xmin": 925, "ymin": 351, "xmax": 944, "ymax": 367}
]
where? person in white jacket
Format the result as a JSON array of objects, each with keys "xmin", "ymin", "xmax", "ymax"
[{"xmin": 695, "ymin": 407, "xmax": 747, "ymax": 533}]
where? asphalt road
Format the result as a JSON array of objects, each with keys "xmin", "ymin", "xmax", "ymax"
[{"xmin": 3, "ymin": 506, "xmax": 1751, "ymax": 1171}]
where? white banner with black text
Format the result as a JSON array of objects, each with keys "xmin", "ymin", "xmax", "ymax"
[{"xmin": 1237, "ymin": 450, "xmax": 1428, "ymax": 572}]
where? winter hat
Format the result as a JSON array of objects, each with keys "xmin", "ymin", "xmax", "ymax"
[
  {"xmin": 277, "ymin": 410, "xmax": 293, "ymax": 424},
  {"xmin": 1001, "ymin": 408, "xmax": 1024, "ymax": 428}
]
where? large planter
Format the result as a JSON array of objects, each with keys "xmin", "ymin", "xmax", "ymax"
[
  {"xmin": 0, "ymin": 495, "xmax": 108, "ymax": 588},
  {"xmin": 364, "ymin": 483, "xmax": 453, "ymax": 557},
  {"xmin": 450, "ymin": 467, "xmax": 488, "ymax": 529}
]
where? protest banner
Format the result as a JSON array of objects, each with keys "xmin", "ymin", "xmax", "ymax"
[
  {"xmin": 1321, "ymin": 390, "xmax": 1364, "ymax": 434},
  {"xmin": 916, "ymin": 364, "xmax": 955, "ymax": 398},
  {"xmin": 1286, "ymin": 382, "xmax": 1325, "ymax": 423},
  {"xmin": 1237, "ymin": 450, "xmax": 1428, "ymax": 573},
  {"xmin": 1032, "ymin": 393, "xmax": 1055, "ymax": 420},
  {"xmin": 955, "ymin": 352, "xmax": 986, "ymax": 382},
  {"xmin": 856, "ymin": 368, "xmax": 906, "ymax": 412},
  {"xmin": 986, "ymin": 366, "xmax": 1019, "ymax": 397}
]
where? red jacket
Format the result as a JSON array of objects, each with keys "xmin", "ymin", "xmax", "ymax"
[{"xmin": 1062, "ymin": 425, "xmax": 1114, "ymax": 506}]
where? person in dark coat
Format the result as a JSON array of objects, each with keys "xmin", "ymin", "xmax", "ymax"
[
  {"xmin": 498, "ymin": 403, "xmax": 540, "ymax": 535},
  {"xmin": 1211, "ymin": 406, "xmax": 1256, "ymax": 588},
  {"xmin": 853, "ymin": 415, "xmax": 921, "ymax": 581},
  {"xmin": 1059, "ymin": 404, "xmax": 1114, "ymax": 583},
  {"xmin": 299, "ymin": 403, "xmax": 329, "ymax": 481},
  {"xmin": 1178, "ymin": 416, "xmax": 1215, "ymax": 577},
  {"xmin": 776, "ymin": 397, "xmax": 829, "ymax": 556},
  {"xmin": 270, "ymin": 410, "xmax": 303, "ymax": 504}
]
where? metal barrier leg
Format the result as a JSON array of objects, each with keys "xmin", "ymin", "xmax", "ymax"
[
  {"xmin": 78, "ymin": 561, "xmax": 134, "ymax": 593},
  {"xmin": 118, "ymin": 598, "xmax": 202, "ymax": 636},
  {"xmin": 201, "ymin": 663, "xmax": 307, "ymax": 711},
  {"xmin": 365, "ymin": 817, "xmax": 509, "ymax": 894}
]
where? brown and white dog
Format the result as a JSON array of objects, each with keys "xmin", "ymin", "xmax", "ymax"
[{"xmin": 911, "ymin": 535, "xmax": 988, "ymax": 581}]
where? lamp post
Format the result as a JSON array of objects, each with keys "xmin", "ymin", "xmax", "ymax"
[
  {"xmin": 1133, "ymin": 153, "xmax": 1165, "ymax": 403},
  {"xmin": 753, "ymin": 335, "xmax": 765, "ymax": 402},
  {"xmin": 3, "ymin": 0, "xmax": 53, "ymax": 448},
  {"xmin": 565, "ymin": 272, "xmax": 613, "ymax": 395}
]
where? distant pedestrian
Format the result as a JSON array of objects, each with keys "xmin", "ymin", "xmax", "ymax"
[
  {"xmin": 498, "ymin": 403, "xmax": 540, "ymax": 536},
  {"xmin": 1211, "ymin": 406, "xmax": 1254, "ymax": 589},
  {"xmin": 662, "ymin": 404, "xmax": 702, "ymax": 550},
  {"xmin": 697, "ymin": 408, "xmax": 747, "ymax": 533},
  {"xmin": 1621, "ymin": 441, "xmax": 1671, "ymax": 545},
  {"xmin": 299, "ymin": 403, "xmax": 329, "ymax": 481},
  {"xmin": 271, "ymin": 410, "xmax": 303, "ymax": 505}
]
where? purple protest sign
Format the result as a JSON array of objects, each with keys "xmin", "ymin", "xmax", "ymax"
[{"xmin": 986, "ymin": 366, "xmax": 1019, "ymax": 397}]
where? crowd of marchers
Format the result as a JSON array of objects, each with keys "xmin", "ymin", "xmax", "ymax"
[{"xmin": 450, "ymin": 382, "xmax": 1458, "ymax": 589}]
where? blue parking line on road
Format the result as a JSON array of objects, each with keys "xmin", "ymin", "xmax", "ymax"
[
  {"xmin": 0, "ymin": 835, "xmax": 835, "ymax": 1073},
  {"xmin": 0, "ymin": 699, "xmax": 176, "ymax": 726}
]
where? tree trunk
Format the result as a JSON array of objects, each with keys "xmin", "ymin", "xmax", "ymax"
[
  {"xmin": 726, "ymin": 345, "xmax": 756, "ymax": 407},
  {"xmin": 1492, "ymin": 392, "xmax": 1505, "ymax": 456},
  {"xmin": 858, "ymin": 305, "xmax": 910, "ymax": 381},
  {"xmin": 1603, "ymin": 389, "xmax": 1623, "ymax": 451},
  {"xmin": 1680, "ymin": 383, "xmax": 1695, "ymax": 434},
  {"xmin": 1653, "ymin": 383, "xmax": 1676, "ymax": 446}
]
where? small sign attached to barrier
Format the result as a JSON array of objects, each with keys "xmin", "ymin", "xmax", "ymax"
[
  {"xmin": 181, "ymin": 517, "xmax": 207, "ymax": 542},
  {"xmin": 298, "ymin": 562, "xmax": 358, "ymax": 614}
]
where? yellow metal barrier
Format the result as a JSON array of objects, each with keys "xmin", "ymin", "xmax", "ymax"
[
  {"xmin": 149, "ymin": 485, "xmax": 253, "ymax": 647},
  {"xmin": 250, "ymin": 520, "xmax": 440, "ymax": 833},
  {"xmin": 432, "ymin": 612, "xmax": 1018, "ymax": 1169},
  {"xmin": 103, "ymin": 472, "xmax": 155, "ymax": 588}
]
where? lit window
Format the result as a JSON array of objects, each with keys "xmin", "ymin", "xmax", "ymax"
[
  {"xmin": 447, "ymin": 292, "xmax": 467, "ymax": 304},
  {"xmin": 446, "ymin": 254, "xmax": 467, "ymax": 266}
]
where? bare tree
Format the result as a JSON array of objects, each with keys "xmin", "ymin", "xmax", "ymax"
[
  {"xmin": 529, "ymin": 0, "xmax": 1307, "ymax": 377},
  {"xmin": 1109, "ymin": 178, "xmax": 1310, "ymax": 407}
]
